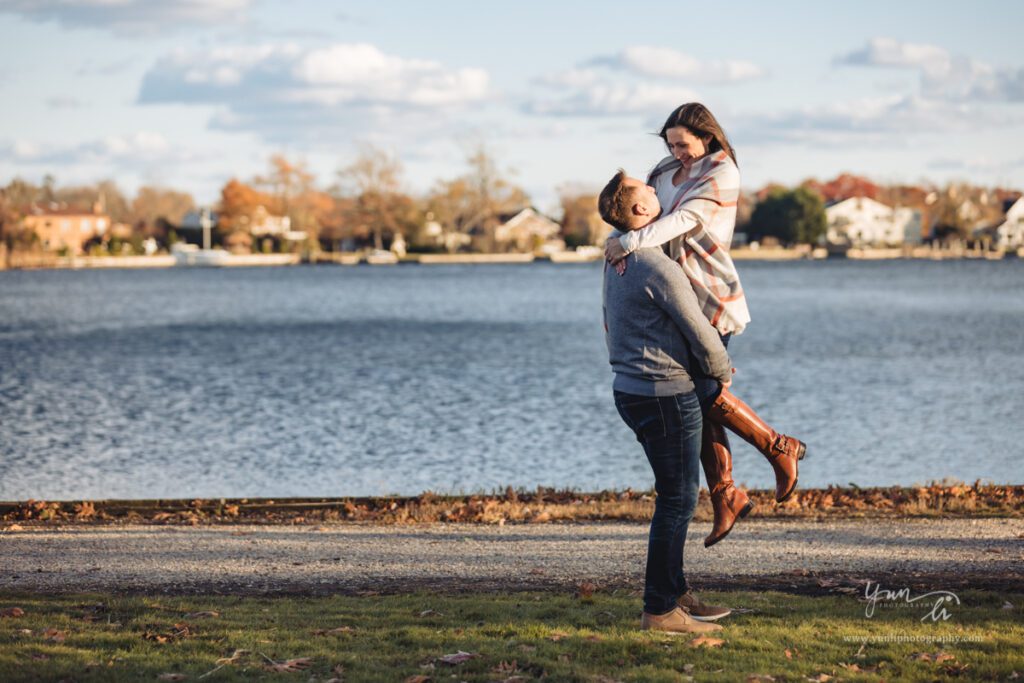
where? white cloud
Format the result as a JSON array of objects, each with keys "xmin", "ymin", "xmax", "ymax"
[
  {"xmin": 532, "ymin": 68, "xmax": 602, "ymax": 89},
  {"xmin": 588, "ymin": 46, "xmax": 766, "ymax": 83},
  {"xmin": 734, "ymin": 94, "xmax": 1017, "ymax": 146},
  {"xmin": 137, "ymin": 42, "xmax": 490, "ymax": 141},
  {"xmin": 835, "ymin": 37, "xmax": 1024, "ymax": 103},
  {"xmin": 0, "ymin": 0, "xmax": 253, "ymax": 35},
  {"xmin": 928, "ymin": 156, "xmax": 1024, "ymax": 174},
  {"xmin": 1, "ymin": 131, "xmax": 187, "ymax": 165},
  {"xmin": 525, "ymin": 83, "xmax": 701, "ymax": 117},
  {"xmin": 45, "ymin": 96, "xmax": 88, "ymax": 109},
  {"xmin": 525, "ymin": 46, "xmax": 759, "ymax": 119}
]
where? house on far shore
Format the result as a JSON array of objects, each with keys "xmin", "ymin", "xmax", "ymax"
[
  {"xmin": 994, "ymin": 198, "xmax": 1024, "ymax": 249},
  {"xmin": 22, "ymin": 204, "xmax": 110, "ymax": 255},
  {"xmin": 494, "ymin": 208, "xmax": 563, "ymax": 253},
  {"xmin": 825, "ymin": 197, "xmax": 922, "ymax": 246}
]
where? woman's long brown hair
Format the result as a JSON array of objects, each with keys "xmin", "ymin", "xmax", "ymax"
[{"xmin": 658, "ymin": 103, "xmax": 737, "ymax": 167}]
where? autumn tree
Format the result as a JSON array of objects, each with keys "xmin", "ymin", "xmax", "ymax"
[
  {"xmin": 802, "ymin": 173, "xmax": 880, "ymax": 203},
  {"xmin": 925, "ymin": 183, "xmax": 1007, "ymax": 242},
  {"xmin": 749, "ymin": 187, "xmax": 827, "ymax": 246},
  {"xmin": 217, "ymin": 178, "xmax": 275, "ymax": 252},
  {"xmin": 427, "ymin": 145, "xmax": 528, "ymax": 252},
  {"xmin": 336, "ymin": 145, "xmax": 420, "ymax": 250},
  {"xmin": 131, "ymin": 186, "xmax": 194, "ymax": 241},
  {"xmin": 0, "ymin": 179, "xmax": 43, "ymax": 266},
  {"xmin": 255, "ymin": 154, "xmax": 328, "ymax": 248},
  {"xmin": 55, "ymin": 179, "xmax": 131, "ymax": 223},
  {"xmin": 558, "ymin": 187, "xmax": 604, "ymax": 248}
]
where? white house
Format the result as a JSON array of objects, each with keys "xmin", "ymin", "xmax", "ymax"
[
  {"xmin": 825, "ymin": 197, "xmax": 922, "ymax": 246},
  {"xmin": 494, "ymin": 208, "xmax": 562, "ymax": 252},
  {"xmin": 996, "ymin": 198, "xmax": 1024, "ymax": 249}
]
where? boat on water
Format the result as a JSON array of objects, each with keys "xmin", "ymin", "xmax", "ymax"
[
  {"xmin": 171, "ymin": 243, "xmax": 229, "ymax": 267},
  {"xmin": 548, "ymin": 246, "xmax": 603, "ymax": 263},
  {"xmin": 365, "ymin": 249, "xmax": 399, "ymax": 265},
  {"xmin": 173, "ymin": 207, "xmax": 229, "ymax": 267}
]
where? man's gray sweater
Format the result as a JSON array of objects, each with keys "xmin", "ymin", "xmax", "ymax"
[{"xmin": 602, "ymin": 247, "xmax": 732, "ymax": 396}]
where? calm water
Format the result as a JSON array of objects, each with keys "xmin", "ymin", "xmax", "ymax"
[{"xmin": 1, "ymin": 260, "xmax": 1022, "ymax": 500}]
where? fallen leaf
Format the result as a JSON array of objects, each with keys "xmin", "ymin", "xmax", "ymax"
[
  {"xmin": 1, "ymin": 607, "xmax": 25, "ymax": 618},
  {"xmin": 404, "ymin": 676, "xmax": 431, "ymax": 683},
  {"xmin": 41, "ymin": 628, "xmax": 66, "ymax": 643},
  {"xmin": 157, "ymin": 674, "xmax": 187, "ymax": 681},
  {"xmin": 418, "ymin": 609, "xmax": 443, "ymax": 617},
  {"xmin": 784, "ymin": 648, "xmax": 794, "ymax": 660},
  {"xmin": 5, "ymin": 524, "xmax": 24, "ymax": 531},
  {"xmin": 215, "ymin": 649, "xmax": 251, "ymax": 665},
  {"xmin": 437, "ymin": 650, "xmax": 477, "ymax": 665},
  {"xmin": 262, "ymin": 656, "xmax": 313, "ymax": 673},
  {"xmin": 910, "ymin": 651, "xmax": 956, "ymax": 663},
  {"xmin": 548, "ymin": 631, "xmax": 569, "ymax": 642},
  {"xmin": 183, "ymin": 611, "xmax": 219, "ymax": 619},
  {"xmin": 313, "ymin": 626, "xmax": 354, "ymax": 636},
  {"xmin": 747, "ymin": 676, "xmax": 776, "ymax": 682},
  {"xmin": 687, "ymin": 635, "xmax": 725, "ymax": 648},
  {"xmin": 943, "ymin": 661, "xmax": 971, "ymax": 676},
  {"xmin": 805, "ymin": 675, "xmax": 832, "ymax": 682},
  {"xmin": 492, "ymin": 660, "xmax": 520, "ymax": 674},
  {"xmin": 578, "ymin": 581, "xmax": 596, "ymax": 600}
]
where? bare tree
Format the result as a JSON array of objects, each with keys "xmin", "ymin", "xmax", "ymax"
[
  {"xmin": 426, "ymin": 144, "xmax": 528, "ymax": 252},
  {"xmin": 337, "ymin": 144, "xmax": 415, "ymax": 250}
]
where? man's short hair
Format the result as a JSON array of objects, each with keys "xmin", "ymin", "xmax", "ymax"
[{"xmin": 598, "ymin": 169, "xmax": 634, "ymax": 232}]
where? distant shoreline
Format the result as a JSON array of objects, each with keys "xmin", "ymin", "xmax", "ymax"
[{"xmin": 1, "ymin": 246, "xmax": 1019, "ymax": 270}]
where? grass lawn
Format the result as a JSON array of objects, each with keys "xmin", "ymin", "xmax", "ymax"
[{"xmin": 1, "ymin": 588, "xmax": 1021, "ymax": 682}]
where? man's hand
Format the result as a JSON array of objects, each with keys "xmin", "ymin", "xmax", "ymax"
[
  {"xmin": 720, "ymin": 367, "xmax": 736, "ymax": 390},
  {"xmin": 605, "ymin": 236, "xmax": 627, "ymax": 265}
]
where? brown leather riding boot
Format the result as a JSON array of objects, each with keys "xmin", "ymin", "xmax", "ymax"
[
  {"xmin": 701, "ymin": 419, "xmax": 754, "ymax": 547},
  {"xmin": 708, "ymin": 388, "xmax": 806, "ymax": 503}
]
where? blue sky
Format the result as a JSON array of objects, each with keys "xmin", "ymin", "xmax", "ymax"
[{"xmin": 1, "ymin": 0, "xmax": 1022, "ymax": 213}]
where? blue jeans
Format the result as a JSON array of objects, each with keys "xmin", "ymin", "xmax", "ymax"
[{"xmin": 614, "ymin": 390, "xmax": 703, "ymax": 615}]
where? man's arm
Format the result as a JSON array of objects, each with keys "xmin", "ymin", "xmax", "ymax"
[{"xmin": 648, "ymin": 257, "xmax": 732, "ymax": 383}]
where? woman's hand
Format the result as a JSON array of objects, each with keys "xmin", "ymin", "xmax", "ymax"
[{"xmin": 605, "ymin": 236, "xmax": 628, "ymax": 265}]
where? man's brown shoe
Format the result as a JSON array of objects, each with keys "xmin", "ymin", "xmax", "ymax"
[
  {"xmin": 639, "ymin": 607, "xmax": 723, "ymax": 634},
  {"xmin": 677, "ymin": 590, "xmax": 731, "ymax": 621}
]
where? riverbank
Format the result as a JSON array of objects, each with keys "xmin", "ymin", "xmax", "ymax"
[
  {"xmin": 4, "ymin": 498, "xmax": 1021, "ymax": 680},
  {"xmin": 3, "ymin": 483, "xmax": 1019, "ymax": 527},
  {"xmin": 2, "ymin": 246, "xmax": 1019, "ymax": 270}
]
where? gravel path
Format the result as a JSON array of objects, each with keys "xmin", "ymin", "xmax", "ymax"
[{"xmin": 2, "ymin": 518, "xmax": 1022, "ymax": 595}]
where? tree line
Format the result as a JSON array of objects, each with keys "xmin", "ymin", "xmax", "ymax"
[{"xmin": 2, "ymin": 147, "xmax": 1019, "ymax": 267}]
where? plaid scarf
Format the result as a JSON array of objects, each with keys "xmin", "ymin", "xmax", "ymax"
[{"xmin": 646, "ymin": 152, "xmax": 751, "ymax": 335}]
